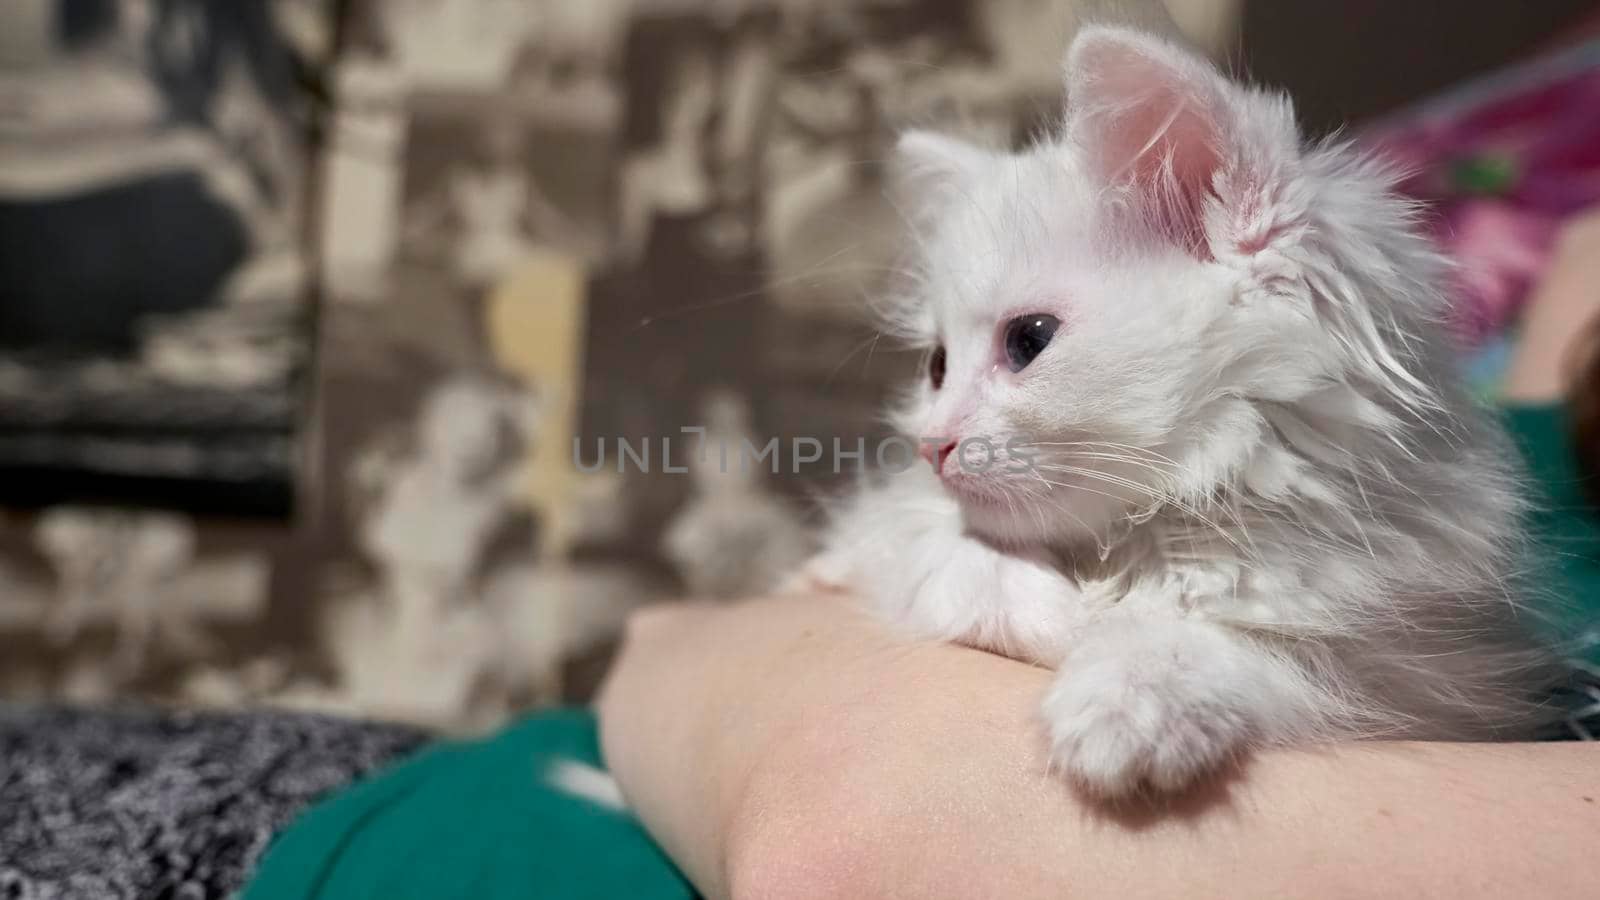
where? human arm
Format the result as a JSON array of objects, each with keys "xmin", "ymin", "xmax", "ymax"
[
  {"xmin": 1503, "ymin": 208, "xmax": 1600, "ymax": 403},
  {"xmin": 597, "ymin": 593, "xmax": 1600, "ymax": 900}
]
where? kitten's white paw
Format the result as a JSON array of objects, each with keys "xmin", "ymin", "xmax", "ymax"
[{"xmin": 1042, "ymin": 619, "xmax": 1258, "ymax": 799}]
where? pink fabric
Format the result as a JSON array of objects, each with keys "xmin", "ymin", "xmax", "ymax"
[{"xmin": 1361, "ymin": 42, "xmax": 1600, "ymax": 345}]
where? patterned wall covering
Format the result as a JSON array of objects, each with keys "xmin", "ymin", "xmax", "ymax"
[
  {"xmin": 0, "ymin": 0, "xmax": 328, "ymax": 514},
  {"xmin": 0, "ymin": 0, "xmax": 1236, "ymax": 730}
]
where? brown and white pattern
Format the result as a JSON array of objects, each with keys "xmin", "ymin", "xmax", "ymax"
[
  {"xmin": 0, "ymin": 0, "xmax": 332, "ymax": 515},
  {"xmin": 0, "ymin": 0, "xmax": 1242, "ymax": 729}
]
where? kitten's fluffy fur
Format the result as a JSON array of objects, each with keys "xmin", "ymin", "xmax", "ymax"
[{"xmin": 804, "ymin": 26, "xmax": 1568, "ymax": 798}]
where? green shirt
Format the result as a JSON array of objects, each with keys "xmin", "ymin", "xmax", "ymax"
[
  {"xmin": 1502, "ymin": 404, "xmax": 1600, "ymax": 660},
  {"xmin": 243, "ymin": 709, "xmax": 693, "ymax": 900}
]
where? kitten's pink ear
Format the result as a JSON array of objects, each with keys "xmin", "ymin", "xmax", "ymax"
[
  {"xmin": 1064, "ymin": 26, "xmax": 1234, "ymax": 255},
  {"xmin": 892, "ymin": 130, "xmax": 991, "ymax": 219}
]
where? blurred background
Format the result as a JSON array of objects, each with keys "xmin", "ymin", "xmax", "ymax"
[{"xmin": 2, "ymin": 0, "xmax": 1599, "ymax": 732}]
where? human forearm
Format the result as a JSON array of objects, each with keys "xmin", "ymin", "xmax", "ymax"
[
  {"xmin": 596, "ymin": 597, "xmax": 898, "ymax": 898},
  {"xmin": 599, "ymin": 595, "xmax": 1600, "ymax": 899},
  {"xmin": 736, "ymin": 709, "xmax": 1600, "ymax": 899}
]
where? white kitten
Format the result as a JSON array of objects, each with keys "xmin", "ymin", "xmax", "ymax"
[{"xmin": 804, "ymin": 25, "xmax": 1568, "ymax": 798}]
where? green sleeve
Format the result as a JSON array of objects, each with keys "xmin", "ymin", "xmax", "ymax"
[
  {"xmin": 243, "ymin": 709, "xmax": 695, "ymax": 900},
  {"xmin": 1501, "ymin": 404, "xmax": 1600, "ymax": 659}
]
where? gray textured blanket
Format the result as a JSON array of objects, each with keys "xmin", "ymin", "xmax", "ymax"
[{"xmin": 0, "ymin": 706, "xmax": 428, "ymax": 899}]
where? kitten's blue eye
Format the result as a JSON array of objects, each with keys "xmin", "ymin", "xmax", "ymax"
[
  {"xmin": 928, "ymin": 345, "xmax": 946, "ymax": 390},
  {"xmin": 1003, "ymin": 315, "xmax": 1060, "ymax": 372}
]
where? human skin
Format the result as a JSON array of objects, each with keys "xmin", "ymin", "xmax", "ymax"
[
  {"xmin": 1503, "ymin": 209, "xmax": 1600, "ymax": 403},
  {"xmin": 597, "ymin": 593, "xmax": 1599, "ymax": 900}
]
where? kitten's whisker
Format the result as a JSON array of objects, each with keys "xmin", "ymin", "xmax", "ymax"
[
  {"xmin": 1029, "ymin": 463, "xmax": 1258, "ymax": 565},
  {"xmin": 1017, "ymin": 472, "xmax": 1102, "ymax": 541}
]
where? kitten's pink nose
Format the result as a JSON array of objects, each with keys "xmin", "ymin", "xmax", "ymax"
[{"xmin": 920, "ymin": 439, "xmax": 958, "ymax": 473}]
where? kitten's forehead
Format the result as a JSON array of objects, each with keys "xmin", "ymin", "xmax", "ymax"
[{"xmin": 916, "ymin": 144, "xmax": 1100, "ymax": 324}]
